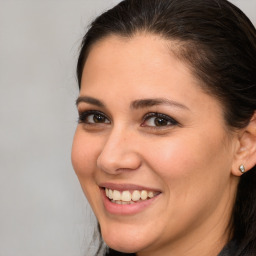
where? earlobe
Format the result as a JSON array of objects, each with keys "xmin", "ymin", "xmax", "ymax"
[{"xmin": 231, "ymin": 112, "xmax": 256, "ymax": 177}]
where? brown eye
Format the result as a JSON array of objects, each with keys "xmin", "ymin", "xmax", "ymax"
[
  {"xmin": 93, "ymin": 114, "xmax": 107, "ymax": 123},
  {"xmin": 141, "ymin": 113, "xmax": 178, "ymax": 127},
  {"xmin": 78, "ymin": 111, "xmax": 110, "ymax": 124},
  {"xmin": 153, "ymin": 117, "xmax": 169, "ymax": 126}
]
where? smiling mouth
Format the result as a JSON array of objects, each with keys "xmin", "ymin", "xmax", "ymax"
[{"xmin": 105, "ymin": 188, "xmax": 160, "ymax": 205}]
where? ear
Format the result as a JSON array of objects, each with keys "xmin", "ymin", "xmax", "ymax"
[{"xmin": 231, "ymin": 111, "xmax": 256, "ymax": 176}]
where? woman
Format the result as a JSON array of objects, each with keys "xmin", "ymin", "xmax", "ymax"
[{"xmin": 71, "ymin": 0, "xmax": 256, "ymax": 255}]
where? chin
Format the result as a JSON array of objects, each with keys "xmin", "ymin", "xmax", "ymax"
[{"xmin": 100, "ymin": 222, "xmax": 152, "ymax": 254}]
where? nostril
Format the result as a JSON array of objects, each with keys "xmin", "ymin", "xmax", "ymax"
[{"xmin": 97, "ymin": 150, "xmax": 142, "ymax": 174}]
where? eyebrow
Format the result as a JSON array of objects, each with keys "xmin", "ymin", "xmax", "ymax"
[
  {"xmin": 76, "ymin": 96, "xmax": 189, "ymax": 111},
  {"xmin": 76, "ymin": 96, "xmax": 105, "ymax": 107},
  {"xmin": 130, "ymin": 98, "xmax": 189, "ymax": 110}
]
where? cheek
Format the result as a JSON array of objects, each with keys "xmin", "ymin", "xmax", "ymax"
[
  {"xmin": 144, "ymin": 131, "xmax": 229, "ymax": 193},
  {"xmin": 71, "ymin": 129, "xmax": 100, "ymax": 180},
  {"xmin": 71, "ymin": 129, "xmax": 104, "ymax": 214},
  {"xmin": 142, "ymin": 132, "xmax": 232, "ymax": 232}
]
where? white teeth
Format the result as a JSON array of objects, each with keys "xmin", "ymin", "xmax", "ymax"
[
  {"xmin": 132, "ymin": 190, "xmax": 141, "ymax": 201},
  {"xmin": 141, "ymin": 190, "xmax": 148, "ymax": 200},
  {"xmin": 113, "ymin": 190, "xmax": 121, "ymax": 200},
  {"xmin": 111, "ymin": 200, "xmax": 135, "ymax": 205},
  {"xmin": 148, "ymin": 191, "xmax": 154, "ymax": 198},
  {"xmin": 108, "ymin": 189, "xmax": 113, "ymax": 199},
  {"xmin": 105, "ymin": 188, "xmax": 157, "ymax": 203},
  {"xmin": 121, "ymin": 191, "xmax": 132, "ymax": 201}
]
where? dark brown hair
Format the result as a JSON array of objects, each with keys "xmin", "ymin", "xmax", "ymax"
[{"xmin": 77, "ymin": 0, "xmax": 256, "ymax": 255}]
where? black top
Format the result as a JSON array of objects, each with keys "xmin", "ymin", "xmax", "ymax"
[
  {"xmin": 106, "ymin": 240, "xmax": 248, "ymax": 256},
  {"xmin": 218, "ymin": 240, "xmax": 238, "ymax": 256}
]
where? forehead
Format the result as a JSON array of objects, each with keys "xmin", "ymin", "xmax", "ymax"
[
  {"xmin": 85, "ymin": 34, "xmax": 171, "ymax": 75},
  {"xmin": 81, "ymin": 34, "xmax": 200, "ymax": 89}
]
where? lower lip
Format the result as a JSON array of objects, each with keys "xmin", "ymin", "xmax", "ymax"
[{"xmin": 101, "ymin": 189, "xmax": 160, "ymax": 215}]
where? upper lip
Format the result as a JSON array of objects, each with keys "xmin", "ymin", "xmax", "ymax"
[{"xmin": 99, "ymin": 182, "xmax": 162, "ymax": 192}]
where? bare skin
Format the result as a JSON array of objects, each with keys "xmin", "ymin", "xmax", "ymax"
[{"xmin": 71, "ymin": 34, "xmax": 252, "ymax": 256}]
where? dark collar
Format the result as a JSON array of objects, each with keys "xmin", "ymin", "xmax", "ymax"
[{"xmin": 218, "ymin": 240, "xmax": 238, "ymax": 256}]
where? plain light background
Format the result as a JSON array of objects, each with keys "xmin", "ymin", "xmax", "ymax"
[{"xmin": 0, "ymin": 1, "xmax": 255, "ymax": 256}]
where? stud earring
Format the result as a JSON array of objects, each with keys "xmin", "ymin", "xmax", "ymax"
[{"xmin": 239, "ymin": 164, "xmax": 245, "ymax": 174}]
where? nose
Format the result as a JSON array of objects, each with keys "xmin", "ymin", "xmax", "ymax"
[{"xmin": 97, "ymin": 127, "xmax": 141, "ymax": 174}]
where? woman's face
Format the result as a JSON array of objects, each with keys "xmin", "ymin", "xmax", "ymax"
[{"xmin": 72, "ymin": 34, "xmax": 239, "ymax": 255}]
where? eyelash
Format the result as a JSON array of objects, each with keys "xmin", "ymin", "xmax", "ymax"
[
  {"xmin": 78, "ymin": 110, "xmax": 110, "ymax": 125},
  {"xmin": 141, "ymin": 112, "xmax": 179, "ymax": 128},
  {"xmin": 78, "ymin": 110, "xmax": 179, "ymax": 128}
]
